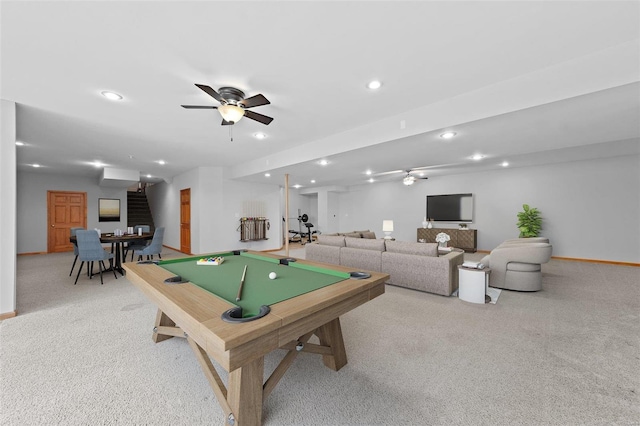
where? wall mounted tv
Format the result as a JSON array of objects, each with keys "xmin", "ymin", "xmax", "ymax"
[{"xmin": 426, "ymin": 193, "xmax": 474, "ymax": 223}]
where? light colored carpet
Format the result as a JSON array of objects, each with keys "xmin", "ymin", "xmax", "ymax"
[{"xmin": 1, "ymin": 249, "xmax": 639, "ymax": 425}]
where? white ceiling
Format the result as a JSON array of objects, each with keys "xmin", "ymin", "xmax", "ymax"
[{"xmin": 2, "ymin": 1, "xmax": 639, "ymax": 189}]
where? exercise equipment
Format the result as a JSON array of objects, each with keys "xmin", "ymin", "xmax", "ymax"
[{"xmin": 288, "ymin": 210, "xmax": 316, "ymax": 244}]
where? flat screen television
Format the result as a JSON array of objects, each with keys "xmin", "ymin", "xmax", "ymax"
[{"xmin": 426, "ymin": 193, "xmax": 474, "ymax": 223}]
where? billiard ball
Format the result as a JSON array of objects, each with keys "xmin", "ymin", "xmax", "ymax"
[{"xmin": 269, "ymin": 272, "xmax": 277, "ymax": 280}]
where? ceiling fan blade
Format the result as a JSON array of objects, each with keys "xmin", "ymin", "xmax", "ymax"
[
  {"xmin": 195, "ymin": 84, "xmax": 224, "ymax": 103},
  {"xmin": 239, "ymin": 94, "xmax": 270, "ymax": 108},
  {"xmin": 244, "ymin": 110, "xmax": 274, "ymax": 125},
  {"xmin": 374, "ymin": 169, "xmax": 404, "ymax": 176},
  {"xmin": 181, "ymin": 105, "xmax": 218, "ymax": 109},
  {"xmin": 411, "ymin": 162, "xmax": 461, "ymax": 171}
]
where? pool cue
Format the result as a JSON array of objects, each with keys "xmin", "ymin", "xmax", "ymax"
[{"xmin": 236, "ymin": 265, "xmax": 248, "ymax": 301}]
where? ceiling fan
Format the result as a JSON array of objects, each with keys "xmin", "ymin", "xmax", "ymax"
[
  {"xmin": 181, "ymin": 84, "xmax": 274, "ymax": 126},
  {"xmin": 375, "ymin": 168, "xmax": 429, "ymax": 185},
  {"xmin": 401, "ymin": 170, "xmax": 429, "ymax": 186}
]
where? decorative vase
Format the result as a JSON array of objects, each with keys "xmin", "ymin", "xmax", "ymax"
[
  {"xmin": 438, "ymin": 241, "xmax": 447, "ymax": 248},
  {"xmin": 427, "ymin": 221, "xmax": 433, "ymax": 229},
  {"xmin": 422, "ymin": 217, "xmax": 428, "ymax": 229}
]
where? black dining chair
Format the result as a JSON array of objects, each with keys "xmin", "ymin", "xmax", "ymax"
[{"xmin": 74, "ymin": 230, "xmax": 118, "ymax": 285}]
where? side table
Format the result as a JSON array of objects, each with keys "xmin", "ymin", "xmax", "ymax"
[{"xmin": 458, "ymin": 266, "xmax": 491, "ymax": 304}]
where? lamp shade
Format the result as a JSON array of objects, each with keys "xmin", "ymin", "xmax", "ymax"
[
  {"xmin": 218, "ymin": 104, "xmax": 244, "ymax": 123},
  {"xmin": 382, "ymin": 220, "xmax": 394, "ymax": 232}
]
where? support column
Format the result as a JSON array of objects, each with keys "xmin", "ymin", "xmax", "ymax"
[{"xmin": 0, "ymin": 100, "xmax": 17, "ymax": 319}]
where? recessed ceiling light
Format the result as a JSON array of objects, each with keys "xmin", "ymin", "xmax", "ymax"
[
  {"xmin": 264, "ymin": 173, "xmax": 271, "ymax": 177},
  {"xmin": 101, "ymin": 91, "xmax": 123, "ymax": 101},
  {"xmin": 254, "ymin": 132, "xmax": 267, "ymax": 140},
  {"xmin": 440, "ymin": 132, "xmax": 456, "ymax": 139},
  {"xmin": 365, "ymin": 170, "xmax": 372, "ymax": 175},
  {"xmin": 367, "ymin": 80, "xmax": 382, "ymax": 90},
  {"xmin": 15, "ymin": 141, "xmax": 25, "ymax": 146},
  {"xmin": 501, "ymin": 161, "xmax": 509, "ymax": 167},
  {"xmin": 158, "ymin": 160, "xmax": 166, "ymax": 165},
  {"xmin": 32, "ymin": 164, "xmax": 41, "ymax": 168},
  {"xmin": 471, "ymin": 154, "xmax": 484, "ymax": 161},
  {"xmin": 368, "ymin": 178, "xmax": 375, "ymax": 183},
  {"xmin": 318, "ymin": 160, "xmax": 329, "ymax": 166},
  {"xmin": 92, "ymin": 161, "xmax": 103, "ymax": 168},
  {"xmin": 310, "ymin": 180, "xmax": 316, "ymax": 184},
  {"xmin": 293, "ymin": 184, "xmax": 302, "ymax": 189}
]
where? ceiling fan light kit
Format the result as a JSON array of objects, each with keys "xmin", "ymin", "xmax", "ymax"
[{"xmin": 218, "ymin": 104, "xmax": 244, "ymax": 124}]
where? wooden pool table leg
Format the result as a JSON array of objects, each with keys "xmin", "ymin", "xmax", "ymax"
[
  {"xmin": 153, "ymin": 309, "xmax": 177, "ymax": 343},
  {"xmin": 228, "ymin": 356, "xmax": 264, "ymax": 426},
  {"xmin": 315, "ymin": 317, "xmax": 348, "ymax": 371}
]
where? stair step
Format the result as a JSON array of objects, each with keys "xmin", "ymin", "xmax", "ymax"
[{"xmin": 127, "ymin": 191, "xmax": 154, "ymax": 231}]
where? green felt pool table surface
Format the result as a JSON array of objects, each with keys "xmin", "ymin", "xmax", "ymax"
[{"xmin": 159, "ymin": 251, "xmax": 350, "ymax": 317}]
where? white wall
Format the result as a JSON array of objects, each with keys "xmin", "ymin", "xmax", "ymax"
[
  {"xmin": 1, "ymin": 100, "xmax": 17, "ymax": 316},
  {"xmin": 146, "ymin": 167, "xmax": 283, "ymax": 255},
  {"xmin": 338, "ymin": 155, "xmax": 640, "ymax": 263},
  {"xmin": 16, "ymin": 172, "xmax": 129, "ymax": 253},
  {"xmin": 283, "ymin": 190, "xmax": 317, "ymax": 236}
]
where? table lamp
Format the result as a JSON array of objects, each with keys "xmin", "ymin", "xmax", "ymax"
[{"xmin": 382, "ymin": 220, "xmax": 394, "ymax": 240}]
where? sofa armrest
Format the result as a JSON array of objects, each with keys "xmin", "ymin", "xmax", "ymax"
[
  {"xmin": 381, "ymin": 251, "xmax": 463, "ymax": 296},
  {"xmin": 499, "ymin": 237, "xmax": 550, "ymax": 246},
  {"xmin": 491, "ymin": 243, "xmax": 552, "ymax": 266},
  {"xmin": 305, "ymin": 243, "xmax": 341, "ymax": 266}
]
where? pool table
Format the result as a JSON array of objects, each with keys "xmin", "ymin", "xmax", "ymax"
[{"xmin": 123, "ymin": 250, "xmax": 388, "ymax": 426}]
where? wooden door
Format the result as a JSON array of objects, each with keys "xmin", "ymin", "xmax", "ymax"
[
  {"xmin": 180, "ymin": 188, "xmax": 191, "ymax": 254},
  {"xmin": 47, "ymin": 191, "xmax": 87, "ymax": 253}
]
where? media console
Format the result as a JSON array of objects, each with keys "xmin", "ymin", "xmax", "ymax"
[{"xmin": 417, "ymin": 228, "xmax": 477, "ymax": 253}]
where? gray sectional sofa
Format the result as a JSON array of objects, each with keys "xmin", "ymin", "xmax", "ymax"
[{"xmin": 305, "ymin": 235, "xmax": 464, "ymax": 296}]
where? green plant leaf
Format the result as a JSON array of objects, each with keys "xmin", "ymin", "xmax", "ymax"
[{"xmin": 516, "ymin": 204, "xmax": 542, "ymax": 237}]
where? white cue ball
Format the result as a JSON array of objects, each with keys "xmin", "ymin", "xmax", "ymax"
[{"xmin": 269, "ymin": 272, "xmax": 277, "ymax": 280}]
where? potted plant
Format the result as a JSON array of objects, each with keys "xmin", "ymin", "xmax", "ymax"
[{"xmin": 516, "ymin": 204, "xmax": 542, "ymax": 237}]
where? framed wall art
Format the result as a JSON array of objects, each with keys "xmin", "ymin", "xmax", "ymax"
[{"xmin": 98, "ymin": 198, "xmax": 120, "ymax": 222}]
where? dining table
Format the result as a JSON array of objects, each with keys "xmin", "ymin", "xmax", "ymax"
[{"xmin": 71, "ymin": 232, "xmax": 153, "ymax": 276}]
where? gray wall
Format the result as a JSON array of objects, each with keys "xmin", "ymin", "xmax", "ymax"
[
  {"xmin": 17, "ymin": 172, "xmax": 129, "ymax": 253},
  {"xmin": 15, "ymin": 154, "xmax": 640, "ymax": 263},
  {"xmin": 1, "ymin": 100, "xmax": 17, "ymax": 315},
  {"xmin": 146, "ymin": 167, "xmax": 282, "ymax": 255},
  {"xmin": 338, "ymin": 155, "xmax": 640, "ymax": 263}
]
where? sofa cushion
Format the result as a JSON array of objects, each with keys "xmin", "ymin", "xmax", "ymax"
[
  {"xmin": 305, "ymin": 243, "xmax": 341, "ymax": 266},
  {"xmin": 343, "ymin": 232, "xmax": 362, "ymax": 238},
  {"xmin": 316, "ymin": 235, "xmax": 346, "ymax": 247},
  {"xmin": 361, "ymin": 231, "xmax": 377, "ymax": 239},
  {"xmin": 385, "ymin": 240, "xmax": 438, "ymax": 257},
  {"xmin": 341, "ymin": 248, "xmax": 382, "ymax": 272},
  {"xmin": 345, "ymin": 237, "xmax": 386, "ymax": 251}
]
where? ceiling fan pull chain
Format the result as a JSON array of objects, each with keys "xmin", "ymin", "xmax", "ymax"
[{"xmin": 229, "ymin": 125, "xmax": 233, "ymax": 142}]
